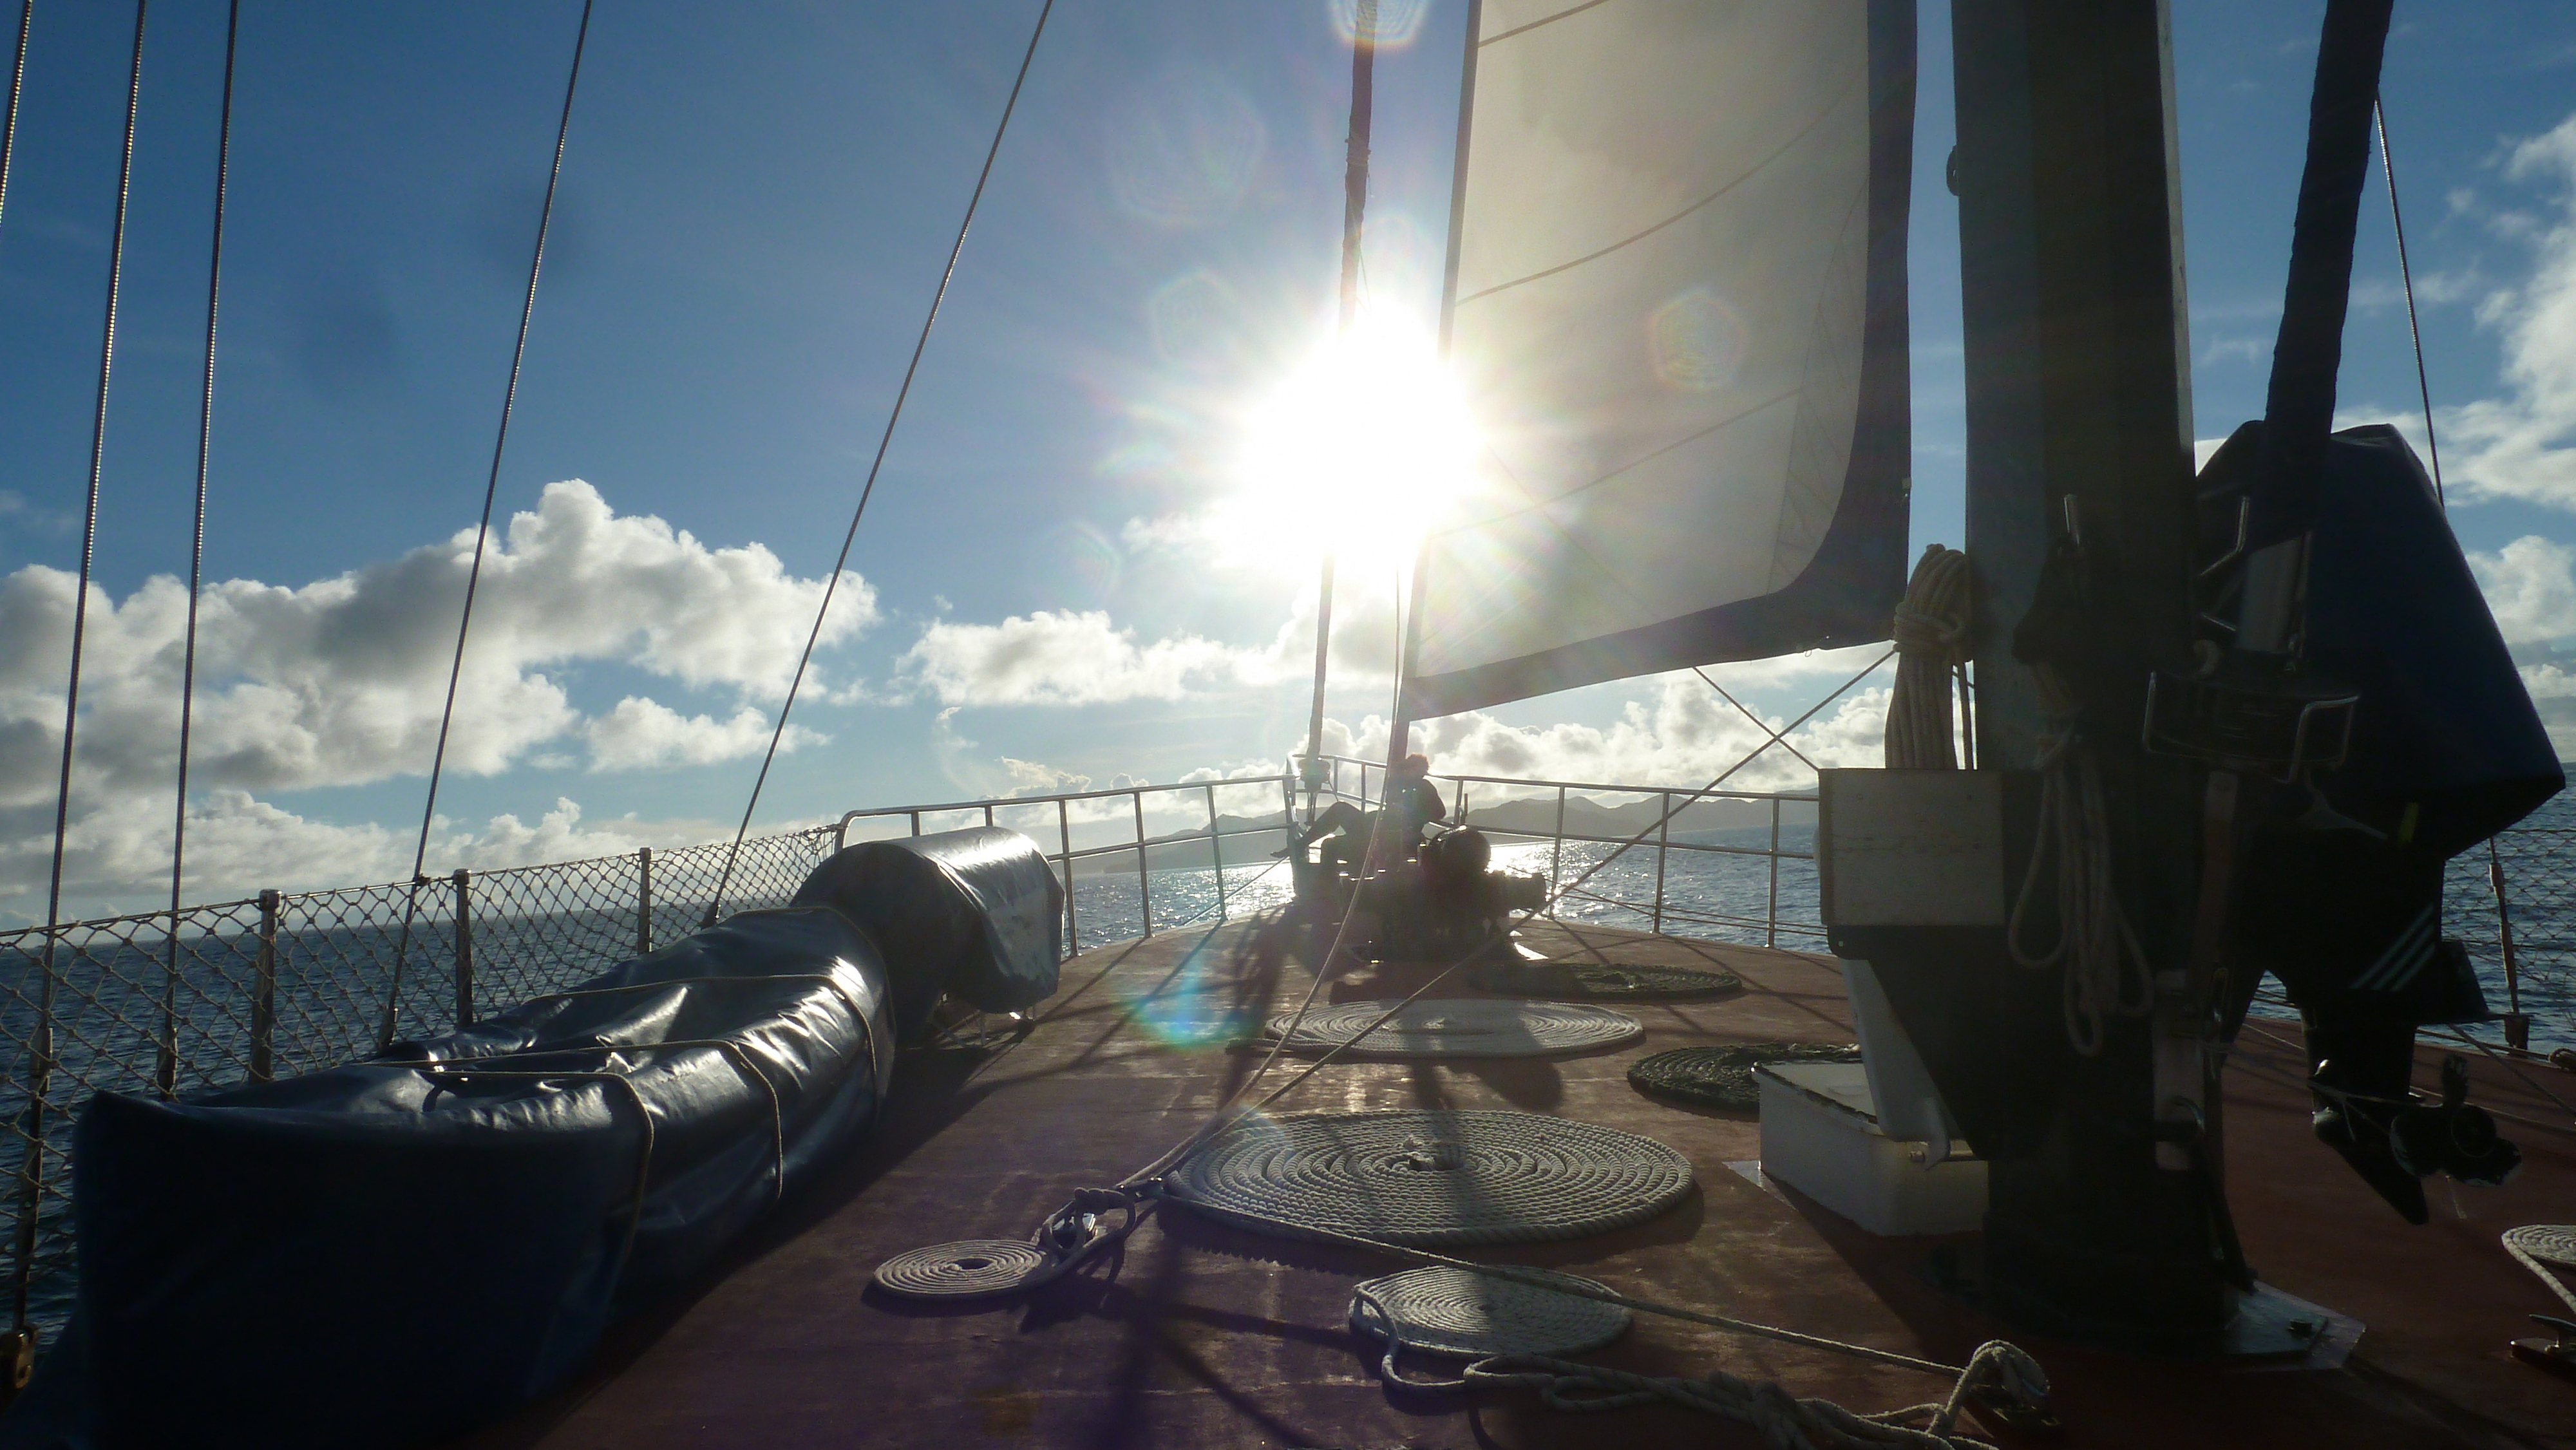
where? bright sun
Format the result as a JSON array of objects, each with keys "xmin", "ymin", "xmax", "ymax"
[{"xmin": 1234, "ymin": 311, "xmax": 1478, "ymax": 576}]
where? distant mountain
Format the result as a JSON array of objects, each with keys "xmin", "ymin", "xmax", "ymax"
[{"xmin": 1065, "ymin": 789, "xmax": 1815, "ymax": 876}]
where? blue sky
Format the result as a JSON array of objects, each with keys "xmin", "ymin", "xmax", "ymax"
[{"xmin": 5, "ymin": 0, "xmax": 2576, "ymax": 919}]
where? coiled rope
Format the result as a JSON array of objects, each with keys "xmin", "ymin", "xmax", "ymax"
[
  {"xmin": 1885, "ymin": 545, "xmax": 1973, "ymax": 770},
  {"xmin": 2005, "ymin": 665, "xmax": 2153, "ymax": 1055}
]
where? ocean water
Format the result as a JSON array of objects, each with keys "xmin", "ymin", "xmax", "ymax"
[{"xmin": 1074, "ymin": 814, "xmax": 2575, "ymax": 1056}]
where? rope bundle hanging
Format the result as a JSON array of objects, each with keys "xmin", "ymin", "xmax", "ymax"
[
  {"xmin": 1885, "ymin": 545, "xmax": 1973, "ymax": 769},
  {"xmin": 2005, "ymin": 664, "xmax": 2154, "ymax": 1055}
]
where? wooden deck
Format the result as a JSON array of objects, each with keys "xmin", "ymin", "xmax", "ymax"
[{"xmin": 452, "ymin": 915, "xmax": 2576, "ymax": 1449}]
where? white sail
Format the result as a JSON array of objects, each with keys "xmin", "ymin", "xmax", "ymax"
[{"xmin": 1405, "ymin": 0, "xmax": 1915, "ymax": 717}]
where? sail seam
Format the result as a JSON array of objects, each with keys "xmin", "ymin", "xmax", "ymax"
[
  {"xmin": 1452, "ymin": 61, "xmax": 1861, "ymax": 308},
  {"xmin": 1427, "ymin": 386, "xmax": 1797, "ymax": 540},
  {"xmin": 1479, "ymin": 0, "xmax": 1615, "ymax": 48}
]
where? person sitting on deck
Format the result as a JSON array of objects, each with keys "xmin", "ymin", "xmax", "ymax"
[{"xmin": 1280, "ymin": 753, "xmax": 1446, "ymax": 876}]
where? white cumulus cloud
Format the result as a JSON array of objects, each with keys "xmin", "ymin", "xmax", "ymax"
[
  {"xmin": 899, "ymin": 608, "xmax": 1275, "ymax": 706},
  {"xmin": 2468, "ymin": 534, "xmax": 2576, "ymax": 645},
  {"xmin": 0, "ymin": 480, "xmax": 872, "ymax": 914},
  {"xmin": 2445, "ymin": 112, "xmax": 2576, "ymax": 508}
]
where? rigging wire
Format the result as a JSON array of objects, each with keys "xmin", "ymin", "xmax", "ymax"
[
  {"xmin": 0, "ymin": 0, "xmax": 28, "ymax": 228},
  {"xmin": 2373, "ymin": 95, "xmax": 2443, "ymax": 503},
  {"xmin": 379, "ymin": 0, "xmax": 595, "ymax": 1048},
  {"xmin": 159, "ymin": 0, "xmax": 240, "ymax": 1100},
  {"xmin": 703, "ymin": 0, "xmax": 1059, "ymax": 926},
  {"xmin": 23, "ymin": 0, "xmax": 147, "ymax": 1335}
]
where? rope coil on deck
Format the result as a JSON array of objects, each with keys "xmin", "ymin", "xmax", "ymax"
[
  {"xmin": 1255, "ymin": 999, "xmax": 1643, "ymax": 1060},
  {"xmin": 1629, "ymin": 1042, "xmax": 1863, "ymax": 1111},
  {"xmin": 1164, "ymin": 1108, "xmax": 1693, "ymax": 1246},
  {"xmin": 1467, "ymin": 959, "xmax": 1742, "ymax": 1001}
]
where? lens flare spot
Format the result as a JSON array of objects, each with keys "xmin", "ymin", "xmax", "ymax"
[
  {"xmin": 1117, "ymin": 937, "xmax": 1256, "ymax": 1048},
  {"xmin": 1148, "ymin": 270, "xmax": 1249, "ymax": 370},
  {"xmin": 1329, "ymin": 0, "xmax": 1432, "ymax": 47},
  {"xmin": 1650, "ymin": 286, "xmax": 1747, "ymax": 393},
  {"xmin": 1106, "ymin": 71, "xmax": 1267, "ymax": 227}
]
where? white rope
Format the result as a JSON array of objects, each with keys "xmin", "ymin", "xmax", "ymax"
[{"xmin": 2005, "ymin": 667, "xmax": 2154, "ymax": 1056}]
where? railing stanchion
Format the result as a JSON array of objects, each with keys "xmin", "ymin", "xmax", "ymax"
[
  {"xmin": 1134, "ymin": 791, "xmax": 1153, "ymax": 938},
  {"xmin": 452, "ymin": 869, "xmax": 475, "ymax": 1031},
  {"xmin": 2491, "ymin": 838, "xmax": 2527, "ymax": 1051},
  {"xmin": 1551, "ymin": 786, "xmax": 1566, "ymax": 916},
  {"xmin": 1206, "ymin": 782, "xmax": 1226, "ymax": 921},
  {"xmin": 11, "ymin": 919, "xmax": 65, "ymax": 1338},
  {"xmin": 637, "ymin": 847, "xmax": 654, "ymax": 957},
  {"xmin": 1058, "ymin": 798, "xmax": 1079, "ymax": 956},
  {"xmin": 251, "ymin": 889, "xmax": 279, "ymax": 1084},
  {"xmin": 909, "ymin": 810, "xmax": 922, "ymax": 837},
  {"xmin": 1651, "ymin": 793, "xmax": 1670, "ymax": 935},
  {"xmin": 155, "ymin": 907, "xmax": 180, "ymax": 1101},
  {"xmin": 1766, "ymin": 796, "xmax": 1782, "ymax": 949},
  {"xmin": 983, "ymin": 802, "xmax": 995, "ymax": 827}
]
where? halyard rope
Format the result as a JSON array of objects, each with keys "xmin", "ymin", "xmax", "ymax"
[
  {"xmin": 383, "ymin": 0, "xmax": 597, "ymax": 1048},
  {"xmin": 22, "ymin": 0, "xmax": 147, "ymax": 1336},
  {"xmin": 163, "ymin": 0, "xmax": 240, "ymax": 1100},
  {"xmin": 705, "ymin": 0, "xmax": 1059, "ymax": 925}
]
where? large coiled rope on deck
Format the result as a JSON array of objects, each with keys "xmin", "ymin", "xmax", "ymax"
[{"xmin": 1886, "ymin": 545, "xmax": 1973, "ymax": 769}]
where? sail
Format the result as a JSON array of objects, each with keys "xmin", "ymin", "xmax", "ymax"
[{"xmin": 1403, "ymin": 0, "xmax": 1915, "ymax": 718}]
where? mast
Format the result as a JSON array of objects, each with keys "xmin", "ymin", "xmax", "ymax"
[
  {"xmin": 1298, "ymin": 0, "xmax": 1379, "ymax": 817},
  {"xmin": 1952, "ymin": 0, "xmax": 2224, "ymax": 1342}
]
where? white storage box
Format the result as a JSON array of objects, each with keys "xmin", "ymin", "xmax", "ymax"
[{"xmin": 1757, "ymin": 1061, "xmax": 1987, "ymax": 1236}]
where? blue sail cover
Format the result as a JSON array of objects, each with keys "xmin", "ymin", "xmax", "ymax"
[{"xmin": 1405, "ymin": 0, "xmax": 1915, "ymax": 717}]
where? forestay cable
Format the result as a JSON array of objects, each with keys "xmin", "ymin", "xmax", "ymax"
[
  {"xmin": 22, "ymin": 0, "xmax": 147, "ymax": 1335},
  {"xmin": 0, "ymin": 0, "xmax": 30, "ymax": 229},
  {"xmin": 703, "ymin": 0, "xmax": 1059, "ymax": 925},
  {"xmin": 160, "ymin": 0, "xmax": 240, "ymax": 1100},
  {"xmin": 2373, "ymin": 95, "xmax": 2443, "ymax": 502},
  {"xmin": 379, "ymin": 0, "xmax": 596, "ymax": 1048}
]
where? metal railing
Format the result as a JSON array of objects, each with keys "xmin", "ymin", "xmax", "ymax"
[
  {"xmin": 1304, "ymin": 753, "xmax": 1823, "ymax": 949},
  {"xmin": 0, "ymin": 824, "xmax": 838, "ymax": 1338},
  {"xmin": 835, "ymin": 773, "xmax": 1303, "ymax": 954},
  {"xmin": 3, "ymin": 769, "xmax": 2569, "ymax": 1348}
]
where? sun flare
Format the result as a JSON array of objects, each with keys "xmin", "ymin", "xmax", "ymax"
[{"xmin": 1233, "ymin": 312, "xmax": 1478, "ymax": 576}]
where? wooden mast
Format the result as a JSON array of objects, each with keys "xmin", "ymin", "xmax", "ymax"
[
  {"xmin": 1298, "ymin": 0, "xmax": 1381, "ymax": 815},
  {"xmin": 1951, "ymin": 0, "xmax": 2226, "ymax": 1342}
]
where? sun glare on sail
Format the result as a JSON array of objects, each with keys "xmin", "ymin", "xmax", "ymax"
[{"xmin": 1235, "ymin": 311, "xmax": 1477, "ymax": 575}]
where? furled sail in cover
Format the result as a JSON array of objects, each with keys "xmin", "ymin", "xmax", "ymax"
[{"xmin": 1404, "ymin": 0, "xmax": 1915, "ymax": 717}]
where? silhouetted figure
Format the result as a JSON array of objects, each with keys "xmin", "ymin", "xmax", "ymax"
[{"xmin": 1283, "ymin": 753, "xmax": 1446, "ymax": 876}]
